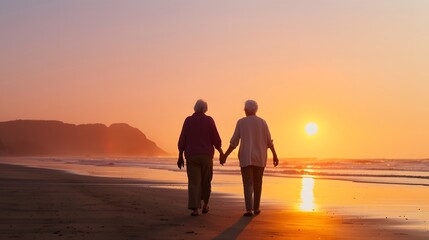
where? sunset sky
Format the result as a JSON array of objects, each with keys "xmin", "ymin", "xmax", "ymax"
[{"xmin": 1, "ymin": 1, "xmax": 428, "ymax": 158}]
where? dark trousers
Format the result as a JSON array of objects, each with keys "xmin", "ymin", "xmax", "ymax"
[
  {"xmin": 240, "ymin": 165, "xmax": 265, "ymax": 211},
  {"xmin": 186, "ymin": 155, "xmax": 213, "ymax": 209}
]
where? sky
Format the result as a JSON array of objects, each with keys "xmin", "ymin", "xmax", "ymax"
[{"xmin": 1, "ymin": 0, "xmax": 428, "ymax": 158}]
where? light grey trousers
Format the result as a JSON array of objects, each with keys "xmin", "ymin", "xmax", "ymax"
[
  {"xmin": 186, "ymin": 155, "xmax": 213, "ymax": 210},
  {"xmin": 240, "ymin": 165, "xmax": 265, "ymax": 211}
]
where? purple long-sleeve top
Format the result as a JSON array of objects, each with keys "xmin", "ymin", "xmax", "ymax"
[{"xmin": 178, "ymin": 112, "xmax": 222, "ymax": 159}]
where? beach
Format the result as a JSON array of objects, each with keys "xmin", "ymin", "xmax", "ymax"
[{"xmin": 1, "ymin": 161, "xmax": 428, "ymax": 239}]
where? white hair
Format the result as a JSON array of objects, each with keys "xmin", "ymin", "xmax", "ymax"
[
  {"xmin": 194, "ymin": 99, "xmax": 208, "ymax": 113},
  {"xmin": 244, "ymin": 100, "xmax": 258, "ymax": 114}
]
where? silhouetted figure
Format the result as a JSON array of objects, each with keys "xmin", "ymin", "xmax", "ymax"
[
  {"xmin": 178, "ymin": 99, "xmax": 224, "ymax": 216},
  {"xmin": 221, "ymin": 100, "xmax": 279, "ymax": 216}
]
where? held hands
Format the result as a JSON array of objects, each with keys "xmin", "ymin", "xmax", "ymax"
[
  {"xmin": 177, "ymin": 156, "xmax": 184, "ymax": 169},
  {"xmin": 219, "ymin": 153, "xmax": 226, "ymax": 166},
  {"xmin": 221, "ymin": 145, "xmax": 234, "ymax": 166}
]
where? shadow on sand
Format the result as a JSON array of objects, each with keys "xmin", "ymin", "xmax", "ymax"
[{"xmin": 213, "ymin": 216, "xmax": 253, "ymax": 240}]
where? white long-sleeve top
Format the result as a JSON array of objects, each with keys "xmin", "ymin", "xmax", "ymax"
[{"xmin": 230, "ymin": 115, "xmax": 273, "ymax": 168}]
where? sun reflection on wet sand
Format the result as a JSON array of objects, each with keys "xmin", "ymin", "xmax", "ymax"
[{"xmin": 299, "ymin": 175, "xmax": 316, "ymax": 212}]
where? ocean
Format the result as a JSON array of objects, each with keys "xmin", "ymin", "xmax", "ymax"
[{"xmin": 40, "ymin": 157, "xmax": 429, "ymax": 186}]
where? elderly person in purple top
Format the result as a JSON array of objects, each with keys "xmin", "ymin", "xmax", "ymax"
[
  {"xmin": 221, "ymin": 100, "xmax": 279, "ymax": 217},
  {"xmin": 178, "ymin": 99, "xmax": 224, "ymax": 216}
]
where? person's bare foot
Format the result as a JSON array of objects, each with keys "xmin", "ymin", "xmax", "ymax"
[
  {"xmin": 243, "ymin": 210, "xmax": 253, "ymax": 217},
  {"xmin": 191, "ymin": 209, "xmax": 199, "ymax": 216},
  {"xmin": 202, "ymin": 202, "xmax": 209, "ymax": 214},
  {"xmin": 202, "ymin": 205, "xmax": 209, "ymax": 214}
]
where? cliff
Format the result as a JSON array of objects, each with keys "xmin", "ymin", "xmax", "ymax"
[{"xmin": 0, "ymin": 120, "xmax": 167, "ymax": 156}]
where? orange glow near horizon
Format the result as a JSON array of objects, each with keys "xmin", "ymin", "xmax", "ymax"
[{"xmin": 299, "ymin": 176, "xmax": 316, "ymax": 212}]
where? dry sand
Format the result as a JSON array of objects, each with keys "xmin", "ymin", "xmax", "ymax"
[{"xmin": 0, "ymin": 163, "xmax": 427, "ymax": 240}]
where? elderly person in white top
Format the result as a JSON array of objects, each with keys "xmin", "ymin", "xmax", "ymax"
[{"xmin": 220, "ymin": 100, "xmax": 279, "ymax": 216}]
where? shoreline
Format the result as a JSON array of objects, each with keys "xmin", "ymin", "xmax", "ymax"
[{"xmin": 1, "ymin": 163, "xmax": 428, "ymax": 239}]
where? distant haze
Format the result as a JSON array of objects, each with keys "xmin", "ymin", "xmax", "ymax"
[{"xmin": 1, "ymin": 1, "xmax": 428, "ymax": 158}]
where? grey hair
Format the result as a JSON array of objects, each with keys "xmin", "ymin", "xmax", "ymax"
[
  {"xmin": 244, "ymin": 100, "xmax": 258, "ymax": 114},
  {"xmin": 194, "ymin": 99, "xmax": 208, "ymax": 113}
]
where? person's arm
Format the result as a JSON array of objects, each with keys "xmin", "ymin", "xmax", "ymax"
[
  {"xmin": 265, "ymin": 121, "xmax": 278, "ymax": 167},
  {"xmin": 221, "ymin": 120, "xmax": 240, "ymax": 165},
  {"xmin": 177, "ymin": 119, "xmax": 187, "ymax": 170},
  {"xmin": 269, "ymin": 145, "xmax": 279, "ymax": 167},
  {"xmin": 177, "ymin": 150, "xmax": 185, "ymax": 169},
  {"xmin": 210, "ymin": 118, "xmax": 225, "ymax": 165},
  {"xmin": 216, "ymin": 147, "xmax": 224, "ymax": 165}
]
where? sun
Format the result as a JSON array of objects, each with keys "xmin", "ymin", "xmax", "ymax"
[{"xmin": 305, "ymin": 122, "xmax": 318, "ymax": 136}]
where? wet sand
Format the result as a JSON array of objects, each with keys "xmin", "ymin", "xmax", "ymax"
[{"xmin": 0, "ymin": 163, "xmax": 427, "ymax": 239}]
